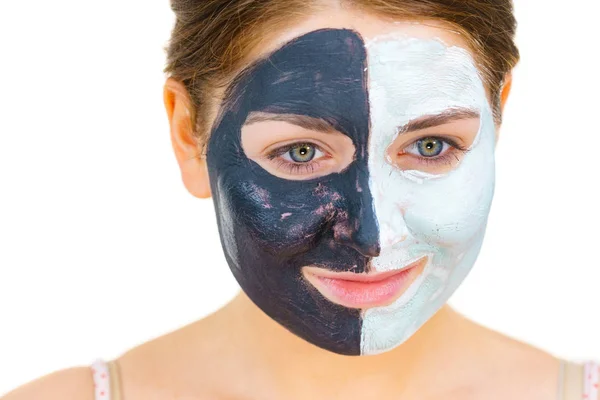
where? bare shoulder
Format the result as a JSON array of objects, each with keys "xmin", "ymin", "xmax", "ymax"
[
  {"xmin": 453, "ymin": 314, "xmax": 562, "ymax": 400},
  {"xmin": 1, "ymin": 367, "xmax": 94, "ymax": 400},
  {"xmin": 2, "ymin": 311, "xmax": 233, "ymax": 400},
  {"xmin": 116, "ymin": 324, "xmax": 231, "ymax": 399},
  {"xmin": 113, "ymin": 308, "xmax": 248, "ymax": 400}
]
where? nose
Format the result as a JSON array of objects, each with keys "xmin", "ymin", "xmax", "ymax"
[{"xmin": 332, "ymin": 193, "xmax": 381, "ymax": 258}]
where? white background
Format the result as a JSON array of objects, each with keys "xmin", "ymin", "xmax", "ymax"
[{"xmin": 0, "ymin": 0, "xmax": 598, "ymax": 396}]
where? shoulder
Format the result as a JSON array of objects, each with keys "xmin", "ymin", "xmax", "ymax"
[
  {"xmin": 456, "ymin": 317, "xmax": 563, "ymax": 400},
  {"xmin": 1, "ymin": 367, "xmax": 94, "ymax": 400},
  {"xmin": 113, "ymin": 316, "xmax": 242, "ymax": 400}
]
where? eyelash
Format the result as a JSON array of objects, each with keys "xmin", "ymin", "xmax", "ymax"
[
  {"xmin": 266, "ymin": 142, "xmax": 327, "ymax": 175},
  {"xmin": 399, "ymin": 136, "xmax": 470, "ymax": 166}
]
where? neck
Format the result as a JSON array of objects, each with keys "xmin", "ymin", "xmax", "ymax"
[{"xmin": 219, "ymin": 291, "xmax": 479, "ymax": 396}]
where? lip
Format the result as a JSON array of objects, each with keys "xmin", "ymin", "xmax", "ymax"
[{"xmin": 302, "ymin": 256, "xmax": 427, "ymax": 309}]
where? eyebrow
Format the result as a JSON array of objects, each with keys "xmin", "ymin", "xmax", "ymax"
[
  {"xmin": 243, "ymin": 112, "xmax": 337, "ymax": 133},
  {"xmin": 397, "ymin": 108, "xmax": 480, "ymax": 134},
  {"xmin": 243, "ymin": 108, "xmax": 479, "ymax": 135}
]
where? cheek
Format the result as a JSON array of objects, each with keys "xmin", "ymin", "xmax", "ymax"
[
  {"xmin": 399, "ymin": 132, "xmax": 496, "ymax": 247},
  {"xmin": 218, "ymin": 174, "xmax": 341, "ymax": 253},
  {"xmin": 369, "ymin": 122, "xmax": 496, "ymax": 250},
  {"xmin": 402, "ymin": 177, "xmax": 494, "ymax": 246}
]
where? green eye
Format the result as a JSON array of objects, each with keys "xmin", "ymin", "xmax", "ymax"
[
  {"xmin": 288, "ymin": 144, "xmax": 316, "ymax": 163},
  {"xmin": 416, "ymin": 138, "xmax": 444, "ymax": 157}
]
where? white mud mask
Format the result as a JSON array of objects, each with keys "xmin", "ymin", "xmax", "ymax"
[{"xmin": 362, "ymin": 34, "xmax": 496, "ymax": 354}]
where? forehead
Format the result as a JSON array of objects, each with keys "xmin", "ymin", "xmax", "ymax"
[
  {"xmin": 251, "ymin": 14, "xmax": 473, "ymax": 67},
  {"xmin": 207, "ymin": 15, "xmax": 480, "ymax": 125},
  {"xmin": 231, "ymin": 29, "xmax": 485, "ymax": 110},
  {"xmin": 365, "ymin": 33, "xmax": 487, "ymax": 121}
]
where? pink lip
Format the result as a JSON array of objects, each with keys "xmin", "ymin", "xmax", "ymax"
[{"xmin": 302, "ymin": 257, "xmax": 427, "ymax": 309}]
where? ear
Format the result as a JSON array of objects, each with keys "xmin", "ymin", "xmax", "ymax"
[
  {"xmin": 163, "ymin": 78, "xmax": 211, "ymax": 199},
  {"xmin": 495, "ymin": 72, "xmax": 513, "ymax": 144},
  {"xmin": 499, "ymin": 72, "xmax": 513, "ymax": 113}
]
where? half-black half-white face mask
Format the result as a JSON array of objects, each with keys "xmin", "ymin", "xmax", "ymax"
[{"xmin": 206, "ymin": 29, "xmax": 496, "ymax": 356}]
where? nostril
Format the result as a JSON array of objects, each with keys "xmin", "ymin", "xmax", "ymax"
[
  {"xmin": 362, "ymin": 243, "xmax": 381, "ymax": 258},
  {"xmin": 348, "ymin": 239, "xmax": 380, "ymax": 258},
  {"xmin": 333, "ymin": 222, "xmax": 381, "ymax": 257}
]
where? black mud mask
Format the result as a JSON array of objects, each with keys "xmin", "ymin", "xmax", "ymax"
[{"xmin": 206, "ymin": 29, "xmax": 376, "ymax": 355}]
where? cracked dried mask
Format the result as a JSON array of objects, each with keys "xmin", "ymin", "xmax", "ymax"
[{"xmin": 206, "ymin": 29, "xmax": 495, "ymax": 356}]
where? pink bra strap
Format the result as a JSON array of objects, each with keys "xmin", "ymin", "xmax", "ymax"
[
  {"xmin": 91, "ymin": 359, "xmax": 123, "ymax": 400},
  {"xmin": 91, "ymin": 359, "xmax": 112, "ymax": 400},
  {"xmin": 583, "ymin": 361, "xmax": 599, "ymax": 399}
]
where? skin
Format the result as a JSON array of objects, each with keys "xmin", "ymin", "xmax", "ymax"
[{"xmin": 2, "ymin": 7, "xmax": 589, "ymax": 400}]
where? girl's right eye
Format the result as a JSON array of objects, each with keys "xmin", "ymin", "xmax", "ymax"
[
  {"xmin": 281, "ymin": 143, "xmax": 322, "ymax": 163},
  {"xmin": 241, "ymin": 116, "xmax": 356, "ymax": 181},
  {"xmin": 267, "ymin": 142, "xmax": 330, "ymax": 176}
]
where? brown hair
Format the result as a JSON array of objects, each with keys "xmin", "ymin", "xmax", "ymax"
[{"xmin": 164, "ymin": 0, "xmax": 519, "ymax": 149}]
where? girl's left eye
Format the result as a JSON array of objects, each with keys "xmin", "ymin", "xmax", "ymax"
[
  {"xmin": 393, "ymin": 136, "xmax": 470, "ymax": 173},
  {"xmin": 405, "ymin": 137, "xmax": 450, "ymax": 158}
]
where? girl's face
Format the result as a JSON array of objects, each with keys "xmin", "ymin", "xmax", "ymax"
[{"xmin": 201, "ymin": 15, "xmax": 497, "ymax": 356}]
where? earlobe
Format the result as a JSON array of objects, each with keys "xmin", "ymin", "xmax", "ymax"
[
  {"xmin": 181, "ymin": 159, "xmax": 212, "ymax": 199},
  {"xmin": 163, "ymin": 78, "xmax": 212, "ymax": 199}
]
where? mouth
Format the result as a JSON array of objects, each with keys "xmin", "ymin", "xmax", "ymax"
[{"xmin": 302, "ymin": 256, "xmax": 428, "ymax": 309}]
